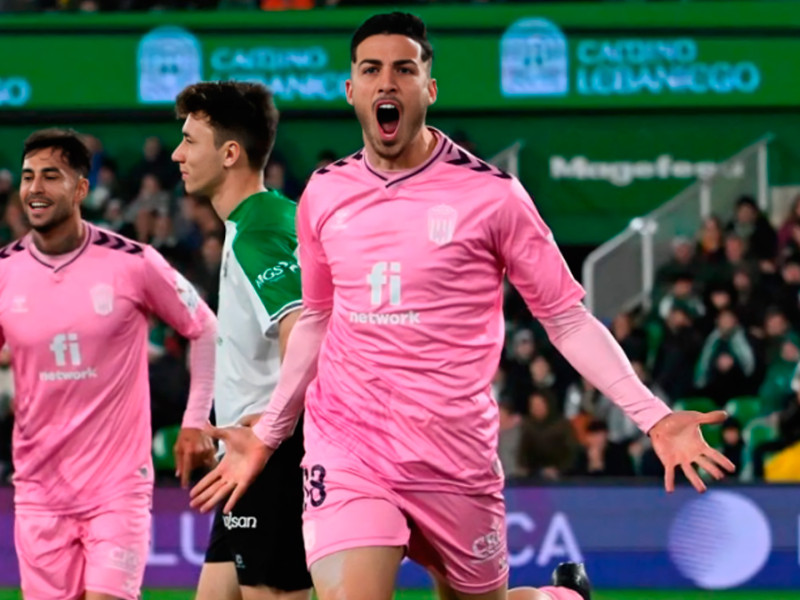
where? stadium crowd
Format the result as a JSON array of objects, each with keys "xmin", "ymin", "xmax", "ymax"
[{"xmin": 0, "ymin": 131, "xmax": 797, "ymax": 486}]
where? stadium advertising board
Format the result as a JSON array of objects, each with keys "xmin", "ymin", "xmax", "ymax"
[
  {"xmin": 0, "ymin": 2, "xmax": 798, "ymax": 112},
  {"xmin": 1, "ymin": 485, "xmax": 799, "ymax": 590}
]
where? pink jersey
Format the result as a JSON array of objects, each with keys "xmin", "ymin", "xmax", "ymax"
[
  {"xmin": 298, "ymin": 129, "xmax": 585, "ymax": 494},
  {"xmin": 0, "ymin": 223, "xmax": 206, "ymax": 514}
]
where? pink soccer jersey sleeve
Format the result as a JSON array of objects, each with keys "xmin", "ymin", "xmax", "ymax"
[
  {"xmin": 491, "ymin": 179, "xmax": 585, "ymax": 318},
  {"xmin": 297, "ymin": 188, "xmax": 334, "ymax": 311},
  {"xmin": 140, "ymin": 246, "xmax": 206, "ymax": 340}
]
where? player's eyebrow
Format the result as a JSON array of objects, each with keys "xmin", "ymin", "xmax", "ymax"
[
  {"xmin": 21, "ymin": 166, "xmax": 62, "ymax": 175},
  {"xmin": 358, "ymin": 58, "xmax": 418, "ymax": 68}
]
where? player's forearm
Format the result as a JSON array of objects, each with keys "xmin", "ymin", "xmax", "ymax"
[
  {"xmin": 253, "ymin": 308, "xmax": 331, "ymax": 449},
  {"xmin": 539, "ymin": 303, "xmax": 672, "ymax": 433},
  {"xmin": 182, "ymin": 303, "xmax": 217, "ymax": 429}
]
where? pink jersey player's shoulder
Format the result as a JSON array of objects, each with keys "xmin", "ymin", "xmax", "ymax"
[
  {"xmin": 0, "ymin": 236, "xmax": 28, "ymax": 264},
  {"xmin": 87, "ymin": 224, "xmax": 146, "ymax": 258},
  {"xmin": 437, "ymin": 138, "xmax": 516, "ymax": 188},
  {"xmin": 305, "ymin": 149, "xmax": 367, "ymax": 193}
]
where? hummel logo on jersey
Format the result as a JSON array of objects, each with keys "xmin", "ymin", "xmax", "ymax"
[{"xmin": 223, "ymin": 514, "xmax": 258, "ymax": 530}]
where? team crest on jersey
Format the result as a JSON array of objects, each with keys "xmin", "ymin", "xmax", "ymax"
[
  {"xmin": 427, "ymin": 204, "xmax": 458, "ymax": 246},
  {"xmin": 175, "ymin": 272, "xmax": 199, "ymax": 315},
  {"xmin": 90, "ymin": 284, "xmax": 114, "ymax": 316}
]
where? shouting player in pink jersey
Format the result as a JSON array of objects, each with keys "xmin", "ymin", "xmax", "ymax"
[
  {"xmin": 191, "ymin": 13, "xmax": 736, "ymax": 600},
  {"xmin": 0, "ymin": 129, "xmax": 217, "ymax": 600}
]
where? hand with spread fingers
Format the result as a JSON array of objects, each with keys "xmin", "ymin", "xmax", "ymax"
[
  {"xmin": 173, "ymin": 427, "xmax": 217, "ymax": 489},
  {"xmin": 649, "ymin": 409, "xmax": 736, "ymax": 493},
  {"xmin": 189, "ymin": 425, "xmax": 273, "ymax": 514}
]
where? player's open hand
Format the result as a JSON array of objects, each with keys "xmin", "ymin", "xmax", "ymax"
[
  {"xmin": 649, "ymin": 410, "xmax": 736, "ymax": 493},
  {"xmin": 173, "ymin": 427, "xmax": 217, "ymax": 489},
  {"xmin": 189, "ymin": 425, "xmax": 273, "ymax": 514}
]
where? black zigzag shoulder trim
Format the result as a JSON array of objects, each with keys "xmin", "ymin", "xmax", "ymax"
[
  {"xmin": 93, "ymin": 230, "xmax": 144, "ymax": 255},
  {"xmin": 315, "ymin": 150, "xmax": 364, "ymax": 176},
  {"xmin": 0, "ymin": 239, "xmax": 24, "ymax": 260},
  {"xmin": 446, "ymin": 149, "xmax": 512, "ymax": 180}
]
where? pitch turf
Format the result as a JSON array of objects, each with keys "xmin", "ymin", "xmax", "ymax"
[{"xmin": 2, "ymin": 590, "xmax": 800, "ymax": 599}]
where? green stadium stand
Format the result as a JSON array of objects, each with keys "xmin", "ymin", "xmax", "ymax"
[
  {"xmin": 673, "ymin": 397, "xmax": 717, "ymax": 414},
  {"xmin": 701, "ymin": 423, "xmax": 723, "ymax": 450},
  {"xmin": 724, "ymin": 396, "xmax": 764, "ymax": 427},
  {"xmin": 152, "ymin": 425, "xmax": 180, "ymax": 473}
]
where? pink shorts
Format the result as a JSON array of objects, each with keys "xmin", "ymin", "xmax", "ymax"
[
  {"xmin": 15, "ymin": 494, "xmax": 151, "ymax": 600},
  {"xmin": 301, "ymin": 435, "xmax": 509, "ymax": 595}
]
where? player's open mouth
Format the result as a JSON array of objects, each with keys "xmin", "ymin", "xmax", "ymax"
[
  {"xmin": 28, "ymin": 200, "xmax": 52, "ymax": 215},
  {"xmin": 376, "ymin": 101, "xmax": 401, "ymax": 141}
]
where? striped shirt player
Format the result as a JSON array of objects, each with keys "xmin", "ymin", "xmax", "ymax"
[{"xmin": 202, "ymin": 190, "xmax": 311, "ymax": 590}]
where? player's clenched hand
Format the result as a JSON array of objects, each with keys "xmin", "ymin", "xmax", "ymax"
[
  {"xmin": 189, "ymin": 425, "xmax": 273, "ymax": 514},
  {"xmin": 174, "ymin": 427, "xmax": 217, "ymax": 489},
  {"xmin": 649, "ymin": 410, "xmax": 736, "ymax": 493}
]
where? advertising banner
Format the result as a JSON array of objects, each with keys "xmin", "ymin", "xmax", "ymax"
[
  {"xmin": 1, "ymin": 485, "xmax": 799, "ymax": 590},
  {"xmin": 0, "ymin": 3, "xmax": 798, "ymax": 112}
]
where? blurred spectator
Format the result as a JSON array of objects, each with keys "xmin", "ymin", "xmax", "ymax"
[
  {"xmin": 778, "ymin": 217, "xmax": 800, "ymax": 265},
  {"xmin": 777, "ymin": 194, "xmax": 800, "ymax": 250},
  {"xmin": 774, "ymin": 259, "xmax": 800, "ymax": 327},
  {"xmin": 762, "ymin": 307, "xmax": 800, "ymax": 365},
  {"xmin": 572, "ymin": 419, "xmax": 635, "ymax": 478},
  {"xmin": 518, "ymin": 390, "xmax": 578, "ymax": 480},
  {"xmin": 699, "ymin": 282, "xmax": 735, "ymax": 335},
  {"xmin": 652, "ymin": 306, "xmax": 703, "ymax": 402},
  {"xmin": 125, "ymin": 173, "xmax": 171, "ymax": 222},
  {"xmin": 266, "ymin": 156, "xmax": 303, "ymax": 200},
  {"xmin": 83, "ymin": 158, "xmax": 121, "ymax": 223},
  {"xmin": 193, "ymin": 200, "xmax": 225, "ymax": 237},
  {"xmin": 133, "ymin": 207, "xmax": 157, "ymax": 244},
  {"xmin": 127, "ymin": 136, "xmax": 178, "ymax": 197},
  {"xmin": 498, "ymin": 400, "xmax": 523, "ymax": 479},
  {"xmin": 504, "ymin": 329, "xmax": 536, "ymax": 413},
  {"xmin": 732, "ymin": 268, "xmax": 767, "ymax": 333},
  {"xmin": 696, "ymin": 215, "xmax": 726, "ymax": 268},
  {"xmin": 695, "ymin": 308, "xmax": 757, "ymax": 405},
  {"xmin": 1, "ymin": 196, "xmax": 28, "ymax": 244},
  {"xmin": 758, "ymin": 339, "xmax": 800, "ymax": 415},
  {"xmin": 752, "ymin": 376, "xmax": 800, "ymax": 478},
  {"xmin": 729, "ymin": 195, "xmax": 777, "ymax": 261},
  {"xmin": 191, "ymin": 231, "xmax": 223, "ymax": 313},
  {"xmin": 720, "ymin": 417, "xmax": 744, "ymax": 476},
  {"xmin": 654, "ymin": 236, "xmax": 696, "ymax": 297},
  {"xmin": 657, "ymin": 273, "xmax": 705, "ymax": 322},
  {"xmin": 528, "ymin": 355, "xmax": 564, "ymax": 407},
  {"xmin": 610, "ymin": 312, "xmax": 647, "ymax": 363}
]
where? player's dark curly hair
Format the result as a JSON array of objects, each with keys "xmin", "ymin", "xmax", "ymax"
[
  {"xmin": 21, "ymin": 128, "xmax": 91, "ymax": 177},
  {"xmin": 175, "ymin": 81, "xmax": 279, "ymax": 172},
  {"xmin": 351, "ymin": 12, "xmax": 434, "ymax": 64}
]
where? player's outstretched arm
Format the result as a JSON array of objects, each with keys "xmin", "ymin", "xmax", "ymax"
[
  {"xmin": 539, "ymin": 303, "xmax": 735, "ymax": 493},
  {"xmin": 174, "ymin": 302, "xmax": 218, "ymax": 488},
  {"xmin": 190, "ymin": 308, "xmax": 331, "ymax": 513}
]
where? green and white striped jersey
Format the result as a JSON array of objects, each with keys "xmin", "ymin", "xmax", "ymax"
[{"xmin": 214, "ymin": 190, "xmax": 302, "ymax": 429}]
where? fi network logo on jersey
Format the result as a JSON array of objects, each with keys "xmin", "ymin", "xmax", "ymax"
[
  {"xmin": 40, "ymin": 333, "xmax": 98, "ymax": 382},
  {"xmin": 349, "ymin": 262, "xmax": 421, "ymax": 326}
]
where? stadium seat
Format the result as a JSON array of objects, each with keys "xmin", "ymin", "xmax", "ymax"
[
  {"xmin": 700, "ymin": 423, "xmax": 722, "ymax": 450},
  {"xmin": 724, "ymin": 396, "xmax": 764, "ymax": 427},
  {"xmin": 673, "ymin": 397, "xmax": 717, "ymax": 414},
  {"xmin": 152, "ymin": 425, "xmax": 180, "ymax": 473}
]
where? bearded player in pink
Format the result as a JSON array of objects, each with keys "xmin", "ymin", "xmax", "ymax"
[
  {"xmin": 191, "ymin": 13, "xmax": 736, "ymax": 600},
  {"xmin": 1, "ymin": 129, "xmax": 218, "ymax": 600}
]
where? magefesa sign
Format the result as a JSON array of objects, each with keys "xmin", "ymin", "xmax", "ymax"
[
  {"xmin": 137, "ymin": 25, "xmax": 348, "ymax": 105},
  {"xmin": 500, "ymin": 18, "xmax": 762, "ymax": 100}
]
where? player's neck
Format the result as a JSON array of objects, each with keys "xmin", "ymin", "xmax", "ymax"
[
  {"xmin": 366, "ymin": 126, "xmax": 437, "ymax": 172},
  {"xmin": 31, "ymin": 217, "xmax": 86, "ymax": 255},
  {"xmin": 211, "ymin": 168, "xmax": 266, "ymax": 221}
]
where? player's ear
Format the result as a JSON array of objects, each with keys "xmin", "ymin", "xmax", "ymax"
[
  {"xmin": 427, "ymin": 77, "xmax": 437, "ymax": 106},
  {"xmin": 345, "ymin": 79, "xmax": 354, "ymax": 106},
  {"xmin": 75, "ymin": 175, "xmax": 90, "ymax": 205},
  {"xmin": 222, "ymin": 141, "xmax": 240, "ymax": 169}
]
